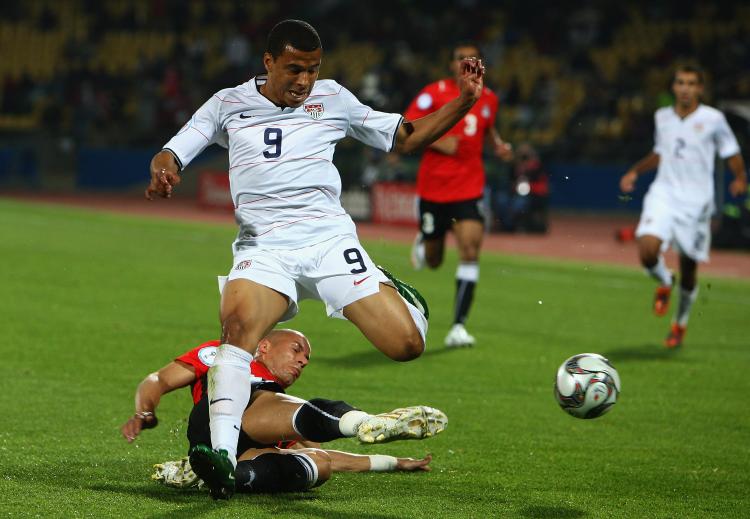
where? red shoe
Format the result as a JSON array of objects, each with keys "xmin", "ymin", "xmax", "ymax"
[
  {"xmin": 665, "ymin": 323, "xmax": 686, "ymax": 348},
  {"xmin": 653, "ymin": 285, "xmax": 672, "ymax": 316}
]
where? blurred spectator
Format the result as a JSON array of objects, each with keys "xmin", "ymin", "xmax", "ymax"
[
  {"xmin": 493, "ymin": 143, "xmax": 549, "ymax": 233},
  {"xmin": 0, "ymin": 0, "xmax": 748, "ymax": 186}
]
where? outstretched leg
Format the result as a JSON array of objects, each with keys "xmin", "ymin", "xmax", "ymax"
[
  {"xmin": 445, "ymin": 219, "xmax": 483, "ymax": 347},
  {"xmin": 243, "ymin": 392, "xmax": 448, "ymax": 445},
  {"xmin": 637, "ymin": 234, "xmax": 674, "ymax": 316},
  {"xmin": 666, "ymin": 254, "xmax": 698, "ymax": 348}
]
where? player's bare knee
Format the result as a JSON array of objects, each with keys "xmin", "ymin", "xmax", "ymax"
[
  {"xmin": 220, "ymin": 314, "xmax": 243, "ymax": 344},
  {"xmin": 426, "ymin": 258, "xmax": 442, "ymax": 269},
  {"xmin": 391, "ymin": 331, "xmax": 425, "ymax": 361},
  {"xmin": 638, "ymin": 246, "xmax": 659, "ymax": 268},
  {"xmin": 639, "ymin": 253, "xmax": 657, "ymax": 269},
  {"xmin": 461, "ymin": 251, "xmax": 480, "ymax": 262}
]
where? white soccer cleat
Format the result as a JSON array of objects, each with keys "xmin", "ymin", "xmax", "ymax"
[
  {"xmin": 357, "ymin": 406, "xmax": 448, "ymax": 444},
  {"xmin": 410, "ymin": 233, "xmax": 426, "ymax": 271},
  {"xmin": 444, "ymin": 323, "xmax": 476, "ymax": 348},
  {"xmin": 152, "ymin": 457, "xmax": 203, "ymax": 489}
]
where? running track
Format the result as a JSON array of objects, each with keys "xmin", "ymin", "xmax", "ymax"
[{"xmin": 6, "ymin": 192, "xmax": 749, "ymax": 279}]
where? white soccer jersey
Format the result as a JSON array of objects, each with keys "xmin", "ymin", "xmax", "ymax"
[
  {"xmin": 163, "ymin": 76, "xmax": 403, "ymax": 250},
  {"xmin": 649, "ymin": 104, "xmax": 740, "ymax": 210}
]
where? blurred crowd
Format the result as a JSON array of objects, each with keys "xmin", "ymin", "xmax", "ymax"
[{"xmin": 1, "ymin": 0, "xmax": 749, "ymax": 163}]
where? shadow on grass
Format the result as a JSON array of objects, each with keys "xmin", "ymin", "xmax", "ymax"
[
  {"xmin": 602, "ymin": 343, "xmax": 684, "ymax": 363},
  {"xmin": 314, "ymin": 341, "xmax": 470, "ymax": 368},
  {"xmin": 89, "ymin": 484, "xmax": 340, "ymax": 519},
  {"xmin": 519, "ymin": 504, "xmax": 586, "ymax": 518},
  {"xmin": 315, "ymin": 349, "xmax": 396, "ymax": 368}
]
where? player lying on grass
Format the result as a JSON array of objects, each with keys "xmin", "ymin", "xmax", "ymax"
[{"xmin": 121, "ymin": 329, "xmax": 443, "ymax": 493}]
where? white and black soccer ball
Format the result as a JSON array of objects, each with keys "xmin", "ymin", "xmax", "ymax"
[{"xmin": 554, "ymin": 353, "xmax": 621, "ymax": 419}]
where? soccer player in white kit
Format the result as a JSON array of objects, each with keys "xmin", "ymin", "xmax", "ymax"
[
  {"xmin": 144, "ymin": 20, "xmax": 487, "ymax": 499},
  {"xmin": 620, "ymin": 63, "xmax": 747, "ymax": 348}
]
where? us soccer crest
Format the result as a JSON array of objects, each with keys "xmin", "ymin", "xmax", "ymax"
[{"xmin": 304, "ymin": 103, "xmax": 324, "ymax": 119}]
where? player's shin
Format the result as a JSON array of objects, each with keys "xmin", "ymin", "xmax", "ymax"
[
  {"xmin": 292, "ymin": 398, "xmax": 363, "ymax": 441},
  {"xmin": 675, "ymin": 286, "xmax": 698, "ymax": 326},
  {"xmin": 235, "ymin": 453, "xmax": 322, "ymax": 493},
  {"xmin": 207, "ymin": 344, "xmax": 253, "ymax": 467},
  {"xmin": 454, "ymin": 262, "xmax": 478, "ymax": 324}
]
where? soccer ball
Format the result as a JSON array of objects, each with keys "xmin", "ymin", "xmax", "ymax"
[{"xmin": 554, "ymin": 353, "xmax": 621, "ymax": 419}]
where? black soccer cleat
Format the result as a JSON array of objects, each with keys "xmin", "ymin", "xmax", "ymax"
[{"xmin": 188, "ymin": 444, "xmax": 235, "ymax": 500}]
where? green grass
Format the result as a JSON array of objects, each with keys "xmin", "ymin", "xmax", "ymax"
[{"xmin": 1, "ymin": 198, "xmax": 749, "ymax": 518}]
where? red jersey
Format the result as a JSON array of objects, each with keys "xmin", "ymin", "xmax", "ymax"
[
  {"xmin": 175, "ymin": 340, "xmax": 281, "ymax": 404},
  {"xmin": 405, "ymin": 79, "xmax": 498, "ymax": 202}
]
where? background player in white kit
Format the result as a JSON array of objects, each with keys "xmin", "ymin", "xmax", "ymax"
[
  {"xmin": 620, "ymin": 63, "xmax": 747, "ymax": 348},
  {"xmin": 144, "ymin": 20, "xmax": 487, "ymax": 499}
]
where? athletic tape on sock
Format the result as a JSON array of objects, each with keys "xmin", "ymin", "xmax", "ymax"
[
  {"xmin": 369, "ymin": 455, "xmax": 398, "ymax": 472},
  {"xmin": 456, "ymin": 262, "xmax": 479, "ymax": 282}
]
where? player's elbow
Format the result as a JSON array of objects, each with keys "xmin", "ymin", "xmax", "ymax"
[
  {"xmin": 394, "ymin": 137, "xmax": 427, "ymax": 155},
  {"xmin": 393, "ymin": 121, "xmax": 423, "ymax": 155}
]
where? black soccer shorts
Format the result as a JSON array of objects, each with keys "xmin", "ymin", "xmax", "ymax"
[
  {"xmin": 187, "ymin": 381, "xmax": 285, "ymax": 454},
  {"xmin": 418, "ymin": 196, "xmax": 485, "ymax": 240}
]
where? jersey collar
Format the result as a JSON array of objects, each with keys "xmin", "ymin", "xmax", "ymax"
[
  {"xmin": 250, "ymin": 359, "xmax": 282, "ymax": 384},
  {"xmin": 253, "ymin": 75, "xmax": 296, "ymax": 111}
]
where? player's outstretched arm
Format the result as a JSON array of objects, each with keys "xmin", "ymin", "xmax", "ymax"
[
  {"xmin": 428, "ymin": 135, "xmax": 459, "ymax": 155},
  {"xmin": 145, "ymin": 150, "xmax": 181, "ymax": 200},
  {"xmin": 727, "ymin": 154, "xmax": 748, "ymax": 196},
  {"xmin": 487, "ymin": 126, "xmax": 513, "ymax": 161},
  {"xmin": 620, "ymin": 151, "xmax": 660, "ymax": 193},
  {"xmin": 394, "ymin": 58, "xmax": 484, "ymax": 154},
  {"xmin": 286, "ymin": 447, "xmax": 432, "ymax": 473},
  {"xmin": 121, "ymin": 361, "xmax": 195, "ymax": 442}
]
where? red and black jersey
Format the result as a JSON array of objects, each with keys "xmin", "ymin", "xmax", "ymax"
[
  {"xmin": 405, "ymin": 79, "xmax": 499, "ymax": 203},
  {"xmin": 175, "ymin": 340, "xmax": 282, "ymax": 404},
  {"xmin": 178, "ymin": 341, "xmax": 296, "ymax": 452}
]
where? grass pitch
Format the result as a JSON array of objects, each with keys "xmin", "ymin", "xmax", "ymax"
[{"xmin": 1, "ymin": 198, "xmax": 748, "ymax": 518}]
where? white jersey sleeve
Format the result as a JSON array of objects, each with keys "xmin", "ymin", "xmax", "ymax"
[
  {"xmin": 162, "ymin": 94, "xmax": 229, "ymax": 169},
  {"xmin": 714, "ymin": 112, "xmax": 741, "ymax": 159},
  {"xmin": 340, "ymin": 86, "xmax": 402, "ymax": 152},
  {"xmin": 652, "ymin": 111, "xmax": 665, "ymax": 155}
]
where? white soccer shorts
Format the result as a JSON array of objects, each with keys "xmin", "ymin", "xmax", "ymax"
[
  {"xmin": 635, "ymin": 191, "xmax": 712, "ymax": 262},
  {"xmin": 219, "ymin": 235, "xmax": 391, "ymax": 321}
]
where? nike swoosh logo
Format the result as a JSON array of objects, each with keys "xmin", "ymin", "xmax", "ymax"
[
  {"xmin": 239, "ymin": 113, "xmax": 254, "ymax": 119},
  {"xmin": 209, "ymin": 398, "xmax": 233, "ymax": 405},
  {"xmin": 353, "ymin": 275, "xmax": 372, "ymax": 286}
]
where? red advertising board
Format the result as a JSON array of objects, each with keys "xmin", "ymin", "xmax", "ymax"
[
  {"xmin": 370, "ymin": 182, "xmax": 418, "ymax": 225},
  {"xmin": 197, "ymin": 170, "xmax": 233, "ymax": 210}
]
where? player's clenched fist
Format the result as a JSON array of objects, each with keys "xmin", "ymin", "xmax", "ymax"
[
  {"xmin": 457, "ymin": 57, "xmax": 485, "ymax": 102},
  {"xmin": 146, "ymin": 150, "xmax": 181, "ymax": 200},
  {"xmin": 620, "ymin": 169, "xmax": 638, "ymax": 193}
]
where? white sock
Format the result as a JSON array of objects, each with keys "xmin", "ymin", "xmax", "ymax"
[
  {"xmin": 338, "ymin": 410, "xmax": 370, "ymax": 436},
  {"xmin": 415, "ymin": 241, "xmax": 425, "ymax": 263},
  {"xmin": 456, "ymin": 262, "xmax": 480, "ymax": 282},
  {"xmin": 646, "ymin": 255, "xmax": 672, "ymax": 286},
  {"xmin": 207, "ymin": 343, "xmax": 253, "ymax": 467},
  {"xmin": 675, "ymin": 286, "xmax": 698, "ymax": 326},
  {"xmin": 403, "ymin": 298, "xmax": 428, "ymax": 345}
]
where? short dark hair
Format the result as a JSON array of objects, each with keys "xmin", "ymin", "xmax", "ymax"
[
  {"xmin": 452, "ymin": 41, "xmax": 483, "ymax": 59},
  {"xmin": 266, "ymin": 19, "xmax": 321, "ymax": 58},
  {"xmin": 673, "ymin": 62, "xmax": 704, "ymax": 84}
]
